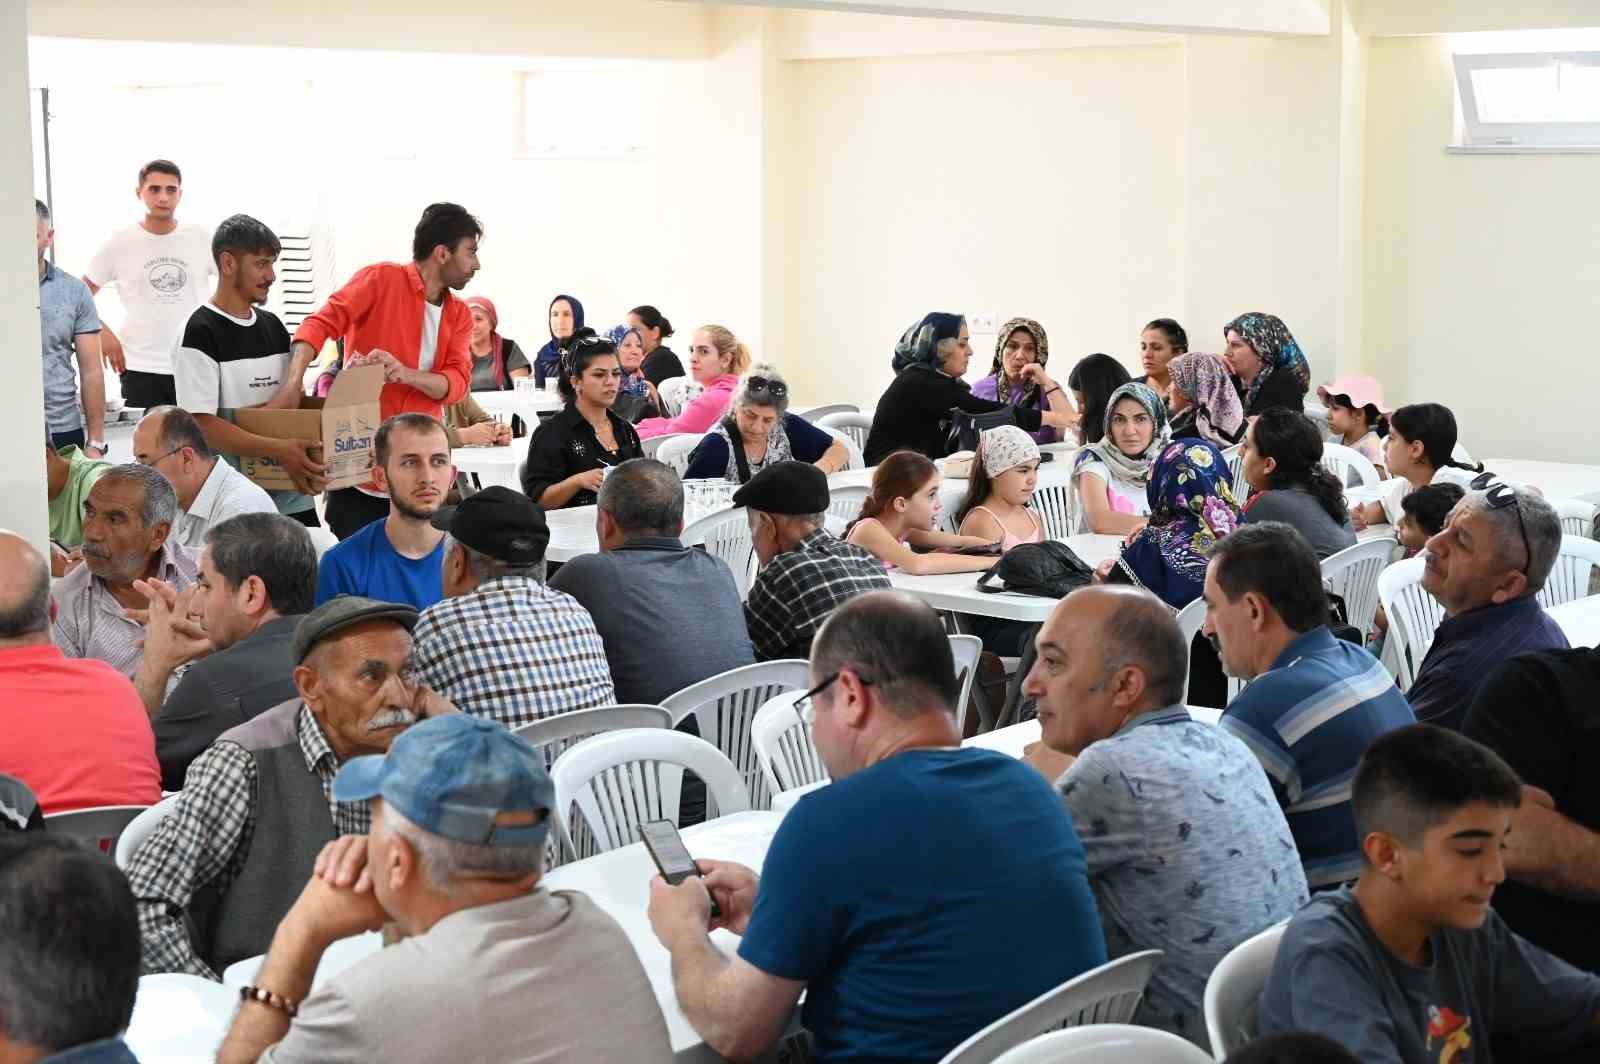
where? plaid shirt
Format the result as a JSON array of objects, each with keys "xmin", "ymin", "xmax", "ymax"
[
  {"xmin": 413, "ymin": 576, "xmax": 615, "ymax": 731},
  {"xmin": 745, "ymin": 528, "xmax": 892, "ymax": 661},
  {"xmin": 128, "ymin": 704, "xmax": 369, "ymax": 979}
]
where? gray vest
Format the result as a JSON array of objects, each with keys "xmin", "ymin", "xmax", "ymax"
[{"xmin": 189, "ymin": 699, "xmax": 337, "ymax": 974}]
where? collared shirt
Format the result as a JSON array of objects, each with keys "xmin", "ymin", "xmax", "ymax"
[
  {"xmin": 519, "ymin": 404, "xmax": 643, "ymax": 509},
  {"xmin": 128, "ymin": 703, "xmax": 368, "ymax": 979},
  {"xmin": 39, "ymin": 261, "xmax": 102, "ymax": 433},
  {"xmin": 173, "ymin": 458, "xmax": 277, "ymax": 549},
  {"xmin": 1057, "ymin": 705, "xmax": 1307, "ymax": 1049},
  {"xmin": 1220, "ymin": 626, "xmax": 1416, "ymax": 889},
  {"xmin": 51, "ymin": 538, "xmax": 199, "ymax": 679},
  {"xmin": 1408, "ymin": 593, "xmax": 1569, "ymax": 732},
  {"xmin": 744, "ymin": 528, "xmax": 891, "ymax": 661},
  {"xmin": 41, "ymin": 1039, "xmax": 140, "ymax": 1064},
  {"xmin": 413, "ymin": 576, "xmax": 614, "ymax": 735}
]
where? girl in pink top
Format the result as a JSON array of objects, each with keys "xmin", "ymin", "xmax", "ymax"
[
  {"xmin": 846, "ymin": 451, "xmax": 996, "ymax": 574},
  {"xmin": 635, "ymin": 324, "xmax": 749, "ymax": 439},
  {"xmin": 958, "ymin": 425, "xmax": 1045, "ymax": 550}
]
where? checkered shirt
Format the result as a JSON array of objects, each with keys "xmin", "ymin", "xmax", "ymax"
[
  {"xmin": 744, "ymin": 528, "xmax": 892, "ymax": 661},
  {"xmin": 129, "ymin": 704, "xmax": 369, "ymax": 979},
  {"xmin": 413, "ymin": 576, "xmax": 616, "ymax": 731}
]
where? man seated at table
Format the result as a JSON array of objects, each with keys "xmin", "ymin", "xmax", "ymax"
[
  {"xmin": 1259, "ymin": 725, "xmax": 1600, "ymax": 1062},
  {"xmin": 52, "ymin": 464, "xmax": 199, "ymax": 679},
  {"xmin": 315, "ymin": 414, "xmax": 453, "ymax": 611},
  {"xmin": 1408, "ymin": 481, "xmax": 1566, "ymax": 731},
  {"xmin": 133, "ymin": 406, "xmax": 276, "ymax": 550},
  {"xmin": 1203, "ymin": 522, "xmax": 1414, "ymax": 891},
  {"xmin": 216, "ymin": 715, "xmax": 673, "ymax": 1064},
  {"xmin": 0, "ymin": 835, "xmax": 142, "ymax": 1064},
  {"xmin": 647, "ymin": 590, "xmax": 1105, "ymax": 1063},
  {"xmin": 415, "ymin": 486, "xmax": 614, "ymax": 732},
  {"xmin": 133, "ymin": 512, "xmax": 316, "ymax": 790},
  {"xmin": 126, "ymin": 596, "xmax": 454, "ymax": 979},
  {"xmin": 1021, "ymin": 584, "xmax": 1308, "ymax": 1051},
  {"xmin": 737, "ymin": 461, "xmax": 889, "ymax": 661},
  {"xmin": 550, "ymin": 458, "xmax": 753, "ymax": 705}
]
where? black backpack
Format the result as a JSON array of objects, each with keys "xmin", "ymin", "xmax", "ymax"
[{"xmin": 976, "ymin": 541, "xmax": 1095, "ymax": 600}]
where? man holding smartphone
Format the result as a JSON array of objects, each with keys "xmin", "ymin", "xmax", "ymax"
[{"xmin": 647, "ymin": 591, "xmax": 1106, "ymax": 1063}]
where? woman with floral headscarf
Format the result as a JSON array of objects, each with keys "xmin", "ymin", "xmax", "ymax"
[
  {"xmin": 1223, "ymin": 312, "xmax": 1311, "ymax": 418},
  {"xmin": 1166, "ymin": 351, "xmax": 1244, "ymax": 448},
  {"xmin": 1072, "ymin": 382, "xmax": 1172, "ymax": 536},
  {"xmin": 864, "ymin": 313, "xmax": 1079, "ymax": 466},
  {"xmin": 463, "ymin": 296, "xmax": 530, "ymax": 391},
  {"xmin": 970, "ymin": 318, "xmax": 1063, "ymax": 444}
]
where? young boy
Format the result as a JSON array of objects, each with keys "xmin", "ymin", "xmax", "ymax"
[
  {"xmin": 1259, "ymin": 725, "xmax": 1600, "ymax": 1063},
  {"xmin": 1396, "ymin": 481, "xmax": 1466, "ymax": 556}
]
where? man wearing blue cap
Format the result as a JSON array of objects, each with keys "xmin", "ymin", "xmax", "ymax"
[{"xmin": 218, "ymin": 715, "xmax": 673, "ymax": 1064}]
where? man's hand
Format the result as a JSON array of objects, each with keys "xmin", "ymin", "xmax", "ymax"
[
  {"xmin": 412, "ymin": 683, "xmax": 458, "ymax": 720},
  {"xmin": 132, "ymin": 579, "xmax": 212, "ymax": 670},
  {"xmin": 1023, "ymin": 741, "xmax": 1076, "ymax": 782},
  {"xmin": 101, "ymin": 330, "xmax": 126, "ymax": 374},
  {"xmin": 314, "ymin": 834, "xmax": 375, "ymax": 892},
  {"xmin": 282, "ymin": 836, "xmax": 387, "ymax": 951},
  {"xmin": 696, "ymin": 859, "xmax": 760, "ymax": 936},
  {"xmin": 648, "ymin": 874, "xmax": 713, "ymax": 952},
  {"xmin": 50, "ymin": 543, "xmax": 83, "ymax": 578},
  {"xmin": 272, "ymin": 438, "xmax": 329, "ymax": 495},
  {"xmin": 354, "ymin": 349, "xmax": 415, "ymax": 388}
]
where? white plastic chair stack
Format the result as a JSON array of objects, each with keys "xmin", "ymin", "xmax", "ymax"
[
  {"xmin": 1203, "ymin": 922, "xmax": 1287, "ymax": 1058},
  {"xmin": 549, "ymin": 729, "xmax": 749, "ymax": 859},
  {"xmin": 654, "ymin": 433, "xmax": 703, "ymax": 477},
  {"xmin": 642, "ymin": 432, "xmax": 690, "ymax": 461},
  {"xmin": 1550, "ymin": 497, "xmax": 1599, "ymax": 539},
  {"xmin": 682, "ymin": 506, "xmax": 757, "ymax": 599},
  {"xmin": 1032, "ymin": 462, "xmax": 1078, "ymax": 541},
  {"xmin": 751, "ymin": 692, "xmax": 827, "ymax": 798},
  {"xmin": 817, "ymin": 410, "xmax": 873, "ymax": 453},
  {"xmin": 797, "ymin": 403, "xmax": 859, "ymax": 423},
  {"xmin": 661, "ymin": 660, "xmax": 813, "ymax": 810},
  {"xmin": 818, "ymin": 425, "xmax": 866, "ymax": 470},
  {"xmin": 43, "ymin": 804, "xmax": 149, "ymax": 855},
  {"xmin": 991, "ymin": 1026, "xmax": 1213, "ymax": 1064},
  {"xmin": 948, "ymin": 633, "xmax": 984, "ymax": 737},
  {"xmin": 1320, "ymin": 442, "xmax": 1382, "ymax": 489},
  {"xmin": 1376, "ymin": 557, "xmax": 1443, "ymax": 690},
  {"xmin": 937, "ymin": 950, "xmax": 1164, "ymax": 1064},
  {"xmin": 115, "ymin": 794, "xmax": 182, "ymax": 869},
  {"xmin": 1536, "ymin": 535, "xmax": 1600, "ymax": 610},
  {"xmin": 1321, "ymin": 536, "xmax": 1398, "ymax": 638}
]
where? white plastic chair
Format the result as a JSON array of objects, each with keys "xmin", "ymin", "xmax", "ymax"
[
  {"xmin": 938, "ymin": 950, "xmax": 1164, "ymax": 1064},
  {"xmin": 751, "ymin": 692, "xmax": 827, "ymax": 798},
  {"xmin": 642, "ymin": 432, "xmax": 690, "ymax": 460},
  {"xmin": 654, "ymin": 433, "xmax": 703, "ymax": 477},
  {"xmin": 818, "ymin": 425, "xmax": 866, "ymax": 470},
  {"xmin": 939, "ymin": 482, "xmax": 970, "ymax": 534},
  {"xmin": 305, "ymin": 525, "xmax": 339, "ymax": 560},
  {"xmin": 657, "ymin": 377, "xmax": 698, "ymax": 417},
  {"xmin": 817, "ymin": 410, "xmax": 873, "ymax": 453},
  {"xmin": 1550, "ymin": 497, "xmax": 1599, "ymax": 539},
  {"xmin": 796, "ymin": 403, "xmax": 859, "ymax": 423},
  {"xmin": 1032, "ymin": 462, "xmax": 1078, "ymax": 541},
  {"xmin": 513, "ymin": 705, "xmax": 671, "ymax": 763},
  {"xmin": 1537, "ymin": 535, "xmax": 1600, "ymax": 610},
  {"xmin": 1204, "ymin": 922, "xmax": 1287, "ymax": 1059},
  {"xmin": 115, "ymin": 793, "xmax": 181, "ymax": 869},
  {"xmin": 682, "ymin": 505, "xmax": 757, "ymax": 598},
  {"xmin": 661, "ymin": 660, "xmax": 813, "ymax": 810},
  {"xmin": 549, "ymin": 729, "xmax": 749, "ymax": 858},
  {"xmin": 1320, "ymin": 442, "xmax": 1382, "ymax": 489},
  {"xmin": 948, "ymin": 633, "xmax": 984, "ymax": 736},
  {"xmin": 990, "ymin": 1026, "xmax": 1213, "ymax": 1064},
  {"xmin": 44, "ymin": 804, "xmax": 148, "ymax": 854},
  {"xmin": 828, "ymin": 485, "xmax": 869, "ymax": 530},
  {"xmin": 1376, "ymin": 556, "xmax": 1442, "ymax": 690},
  {"xmin": 1322, "ymin": 536, "xmax": 1397, "ymax": 638},
  {"xmin": 1221, "ymin": 444, "xmax": 1245, "ymax": 497},
  {"xmin": 1175, "ymin": 598, "xmax": 1207, "ymax": 706}
]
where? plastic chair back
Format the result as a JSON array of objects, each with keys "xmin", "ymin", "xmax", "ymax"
[
  {"xmin": 797, "ymin": 403, "xmax": 859, "ymax": 423},
  {"xmin": 1203, "ymin": 922, "xmax": 1287, "ymax": 1058},
  {"xmin": 938, "ymin": 950, "xmax": 1164, "ymax": 1064},
  {"xmin": 1320, "ymin": 442, "xmax": 1382, "ymax": 488},
  {"xmin": 654, "ymin": 433, "xmax": 703, "ymax": 476},
  {"xmin": 1550, "ymin": 497, "xmax": 1599, "ymax": 539},
  {"xmin": 661, "ymin": 659, "xmax": 813, "ymax": 809},
  {"xmin": 512, "ymin": 705, "xmax": 671, "ymax": 766},
  {"xmin": 948, "ymin": 633, "xmax": 984, "ymax": 737},
  {"xmin": 115, "ymin": 794, "xmax": 182, "ymax": 869},
  {"xmin": 1032, "ymin": 462, "xmax": 1077, "ymax": 541},
  {"xmin": 828, "ymin": 485, "xmax": 869, "ymax": 530},
  {"xmin": 1221, "ymin": 444, "xmax": 1245, "ymax": 496},
  {"xmin": 938, "ymin": 481, "xmax": 970, "ymax": 534},
  {"xmin": 818, "ymin": 425, "xmax": 866, "ymax": 470},
  {"xmin": 751, "ymin": 691, "xmax": 827, "ymax": 797},
  {"xmin": 43, "ymin": 804, "xmax": 148, "ymax": 855},
  {"xmin": 1377, "ymin": 556, "xmax": 1443, "ymax": 690},
  {"xmin": 1322, "ymin": 536, "xmax": 1398, "ymax": 638},
  {"xmin": 990, "ymin": 1025, "xmax": 1213, "ymax": 1064},
  {"xmin": 817, "ymin": 410, "xmax": 873, "ymax": 452},
  {"xmin": 682, "ymin": 506, "xmax": 756, "ymax": 598},
  {"xmin": 1537, "ymin": 535, "xmax": 1600, "ymax": 610},
  {"xmin": 1175, "ymin": 599, "xmax": 1207, "ymax": 707},
  {"xmin": 642, "ymin": 432, "xmax": 690, "ymax": 460}
]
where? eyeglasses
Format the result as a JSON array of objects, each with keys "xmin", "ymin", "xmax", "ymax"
[
  {"xmin": 792, "ymin": 671, "xmax": 874, "ymax": 725},
  {"xmin": 745, "ymin": 376, "xmax": 788, "ymax": 401},
  {"xmin": 137, "ymin": 446, "xmax": 185, "ymax": 468},
  {"xmin": 1471, "ymin": 473, "xmax": 1531, "ymax": 577}
]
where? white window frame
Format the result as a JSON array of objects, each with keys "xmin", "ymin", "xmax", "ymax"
[{"xmin": 1452, "ymin": 50, "xmax": 1600, "ymax": 151}]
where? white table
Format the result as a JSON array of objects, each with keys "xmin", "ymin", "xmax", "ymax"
[
  {"xmin": 471, "ymin": 388, "xmax": 563, "ymax": 422},
  {"xmin": 125, "ymin": 973, "xmax": 239, "ymax": 1063},
  {"xmin": 1484, "ymin": 459, "xmax": 1600, "ymax": 503},
  {"xmin": 452, "ymin": 436, "xmax": 529, "ymax": 491},
  {"xmin": 887, "ymin": 534, "xmax": 1123, "ymax": 622},
  {"xmin": 1549, "ymin": 594, "xmax": 1600, "ymax": 648}
]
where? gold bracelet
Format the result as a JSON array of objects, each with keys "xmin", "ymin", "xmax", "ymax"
[{"xmin": 240, "ymin": 985, "xmax": 300, "ymax": 1017}]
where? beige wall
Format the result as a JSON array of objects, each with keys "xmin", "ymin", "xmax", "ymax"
[{"xmin": 1363, "ymin": 35, "xmax": 1600, "ymax": 463}]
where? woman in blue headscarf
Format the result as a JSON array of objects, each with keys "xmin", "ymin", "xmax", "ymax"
[
  {"xmin": 1104, "ymin": 439, "xmax": 1242, "ymax": 609},
  {"xmin": 533, "ymin": 294, "xmax": 585, "ymax": 389},
  {"xmin": 1223, "ymin": 311, "xmax": 1311, "ymax": 418}
]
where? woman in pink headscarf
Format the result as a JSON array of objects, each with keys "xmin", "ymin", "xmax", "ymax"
[{"xmin": 463, "ymin": 295, "xmax": 530, "ymax": 391}]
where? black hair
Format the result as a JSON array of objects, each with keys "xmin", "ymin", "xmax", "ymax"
[
  {"xmin": 629, "ymin": 305, "xmax": 674, "ymax": 339},
  {"xmin": 1225, "ymin": 1032, "xmax": 1361, "ymax": 1064},
  {"xmin": 1399, "ymin": 482, "xmax": 1466, "ymax": 538},
  {"xmin": 149, "ymin": 405, "xmax": 214, "ymax": 461},
  {"xmin": 411, "ymin": 202, "xmax": 483, "ymax": 262},
  {"xmin": 1353, "ymin": 724, "xmax": 1522, "ymax": 851},
  {"xmin": 955, "ymin": 435, "xmax": 1036, "ymax": 529},
  {"xmin": 205, "ymin": 513, "xmax": 317, "ymax": 616},
  {"xmin": 138, "ymin": 159, "xmax": 181, "ymax": 185},
  {"xmin": 211, "ymin": 213, "xmax": 281, "ymax": 267},
  {"xmin": 1142, "ymin": 318, "xmax": 1189, "ymax": 353},
  {"xmin": 1209, "ymin": 521, "xmax": 1330, "ymax": 634},
  {"xmin": 812, "ymin": 591, "xmax": 961, "ymax": 717},
  {"xmin": 0, "ymin": 835, "xmax": 140, "ymax": 1050},
  {"xmin": 34, "ymin": 199, "xmax": 49, "ymax": 224},
  {"xmin": 1323, "ymin": 391, "xmax": 1389, "ymax": 438},
  {"xmin": 1388, "ymin": 403, "xmax": 1481, "ymax": 474},
  {"xmin": 558, "ymin": 334, "xmax": 621, "ymax": 405},
  {"xmin": 1066, "ymin": 353, "xmax": 1133, "ymax": 444},
  {"xmin": 1249, "ymin": 409, "xmax": 1347, "ymax": 524},
  {"xmin": 374, "ymin": 413, "xmax": 448, "ymax": 467}
]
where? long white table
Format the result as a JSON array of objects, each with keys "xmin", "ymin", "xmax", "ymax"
[
  {"xmin": 125, "ymin": 974, "xmax": 238, "ymax": 1063},
  {"xmin": 886, "ymin": 534, "xmax": 1124, "ymax": 623},
  {"xmin": 471, "ymin": 387, "xmax": 564, "ymax": 422},
  {"xmin": 1550, "ymin": 594, "xmax": 1600, "ymax": 648},
  {"xmin": 1484, "ymin": 459, "xmax": 1600, "ymax": 503},
  {"xmin": 453, "ymin": 436, "xmax": 530, "ymax": 492}
]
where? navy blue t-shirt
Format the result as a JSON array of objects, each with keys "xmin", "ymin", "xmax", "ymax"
[
  {"xmin": 315, "ymin": 518, "xmax": 445, "ymax": 611},
  {"xmin": 738, "ymin": 748, "xmax": 1105, "ymax": 1063}
]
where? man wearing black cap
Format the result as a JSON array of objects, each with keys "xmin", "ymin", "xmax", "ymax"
[
  {"xmin": 738, "ymin": 462, "xmax": 889, "ymax": 661},
  {"xmin": 126, "ymin": 596, "xmax": 456, "ymax": 979},
  {"xmin": 413, "ymin": 486, "xmax": 614, "ymax": 732}
]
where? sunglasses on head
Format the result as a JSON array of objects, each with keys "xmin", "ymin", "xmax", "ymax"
[
  {"xmin": 745, "ymin": 376, "xmax": 788, "ymax": 400},
  {"xmin": 1470, "ymin": 473, "xmax": 1531, "ymax": 576}
]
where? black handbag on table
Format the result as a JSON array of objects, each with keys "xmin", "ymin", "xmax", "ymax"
[
  {"xmin": 947, "ymin": 406, "xmax": 1019, "ymax": 454},
  {"xmin": 976, "ymin": 541, "xmax": 1095, "ymax": 600}
]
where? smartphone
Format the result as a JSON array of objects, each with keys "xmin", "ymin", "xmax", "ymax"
[{"xmin": 639, "ymin": 819, "xmax": 720, "ymax": 918}]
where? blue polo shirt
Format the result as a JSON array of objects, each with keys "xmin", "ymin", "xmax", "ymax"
[
  {"xmin": 1220, "ymin": 626, "xmax": 1415, "ymax": 889},
  {"xmin": 314, "ymin": 519, "xmax": 445, "ymax": 611},
  {"xmin": 1408, "ymin": 594, "xmax": 1568, "ymax": 733}
]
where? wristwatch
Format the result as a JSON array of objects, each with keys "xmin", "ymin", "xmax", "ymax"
[{"xmin": 87, "ymin": 440, "xmax": 107, "ymax": 454}]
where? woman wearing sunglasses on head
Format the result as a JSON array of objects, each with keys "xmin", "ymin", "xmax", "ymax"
[{"xmin": 683, "ymin": 364, "xmax": 850, "ymax": 482}]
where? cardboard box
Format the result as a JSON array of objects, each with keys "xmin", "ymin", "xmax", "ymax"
[{"xmin": 233, "ymin": 364, "xmax": 386, "ymax": 491}]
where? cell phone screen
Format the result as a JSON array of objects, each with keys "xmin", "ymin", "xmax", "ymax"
[{"xmin": 640, "ymin": 819, "xmax": 720, "ymax": 917}]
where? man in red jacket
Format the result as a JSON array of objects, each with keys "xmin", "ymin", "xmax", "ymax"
[{"xmin": 288, "ymin": 203, "xmax": 482, "ymax": 538}]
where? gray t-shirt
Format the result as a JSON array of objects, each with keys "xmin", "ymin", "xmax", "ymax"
[
  {"xmin": 1057, "ymin": 706, "xmax": 1307, "ymax": 1050},
  {"xmin": 1242, "ymin": 486, "xmax": 1357, "ymax": 559},
  {"xmin": 38, "ymin": 262, "xmax": 102, "ymax": 433},
  {"xmin": 1260, "ymin": 886, "xmax": 1600, "ymax": 1063},
  {"xmin": 549, "ymin": 536, "xmax": 755, "ymax": 706}
]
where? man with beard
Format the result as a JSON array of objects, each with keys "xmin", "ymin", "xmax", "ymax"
[
  {"xmin": 315, "ymin": 415, "xmax": 453, "ymax": 611},
  {"xmin": 51, "ymin": 463, "xmax": 198, "ymax": 678},
  {"xmin": 125, "ymin": 595, "xmax": 456, "ymax": 978}
]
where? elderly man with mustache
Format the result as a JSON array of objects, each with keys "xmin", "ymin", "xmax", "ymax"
[{"xmin": 125, "ymin": 596, "xmax": 456, "ymax": 979}]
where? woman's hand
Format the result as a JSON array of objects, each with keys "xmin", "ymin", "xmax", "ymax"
[
  {"xmin": 1122, "ymin": 521, "xmax": 1148, "ymax": 546},
  {"xmin": 569, "ymin": 468, "xmax": 606, "ymax": 494},
  {"xmin": 1093, "ymin": 558, "xmax": 1116, "ymax": 583},
  {"xmin": 459, "ymin": 421, "xmax": 497, "ymax": 447}
]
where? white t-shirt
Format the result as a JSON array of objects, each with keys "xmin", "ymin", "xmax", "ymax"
[
  {"xmin": 419, "ymin": 300, "xmax": 443, "ymax": 373},
  {"xmin": 85, "ymin": 223, "xmax": 216, "ymax": 375},
  {"xmin": 1379, "ymin": 464, "xmax": 1480, "ymax": 525},
  {"xmin": 1075, "ymin": 457, "xmax": 1152, "ymax": 525}
]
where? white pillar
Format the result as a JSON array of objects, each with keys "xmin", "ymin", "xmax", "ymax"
[{"xmin": 1, "ymin": 4, "xmax": 49, "ymax": 551}]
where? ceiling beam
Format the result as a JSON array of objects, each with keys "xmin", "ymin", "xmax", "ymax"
[{"xmin": 1358, "ymin": 0, "xmax": 1600, "ymax": 37}]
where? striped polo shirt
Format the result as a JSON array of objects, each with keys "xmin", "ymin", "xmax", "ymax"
[{"xmin": 1220, "ymin": 626, "xmax": 1416, "ymax": 889}]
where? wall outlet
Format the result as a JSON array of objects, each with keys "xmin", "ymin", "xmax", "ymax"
[{"xmin": 968, "ymin": 312, "xmax": 999, "ymax": 334}]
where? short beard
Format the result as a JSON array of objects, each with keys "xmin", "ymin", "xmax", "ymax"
[{"xmin": 391, "ymin": 493, "xmax": 442, "ymax": 523}]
